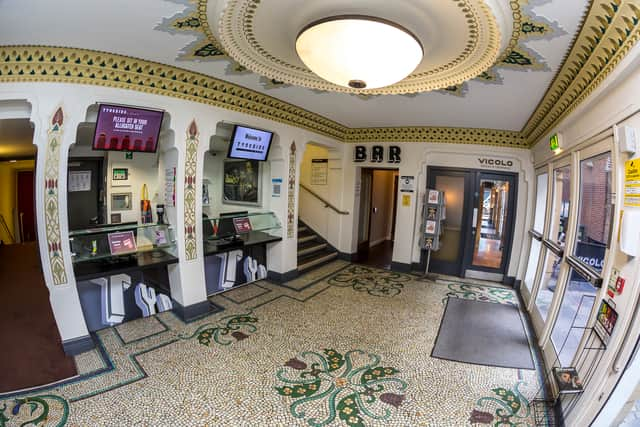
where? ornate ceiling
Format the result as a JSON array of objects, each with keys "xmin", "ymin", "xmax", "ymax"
[{"xmin": 0, "ymin": 0, "xmax": 639, "ymax": 147}]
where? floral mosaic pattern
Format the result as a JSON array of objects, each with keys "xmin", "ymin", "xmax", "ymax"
[
  {"xmin": 328, "ymin": 265, "xmax": 410, "ymax": 297},
  {"xmin": 0, "ymin": 394, "xmax": 69, "ymax": 427},
  {"xmin": 275, "ymin": 349, "xmax": 408, "ymax": 427},
  {"xmin": 184, "ymin": 120, "xmax": 199, "ymax": 260},
  {"xmin": 45, "ymin": 107, "xmax": 67, "ymax": 285},
  {"xmin": 469, "ymin": 381, "xmax": 532, "ymax": 426},
  {"xmin": 442, "ymin": 283, "xmax": 517, "ymax": 306},
  {"xmin": 181, "ymin": 312, "xmax": 258, "ymax": 346}
]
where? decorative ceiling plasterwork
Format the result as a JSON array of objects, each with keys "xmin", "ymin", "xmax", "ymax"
[
  {"xmin": 523, "ymin": 0, "xmax": 640, "ymax": 145},
  {"xmin": 156, "ymin": 0, "xmax": 563, "ymax": 98}
]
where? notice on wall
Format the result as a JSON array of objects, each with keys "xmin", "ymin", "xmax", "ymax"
[
  {"xmin": 311, "ymin": 159, "xmax": 328, "ymax": 185},
  {"xmin": 400, "ymin": 175, "xmax": 414, "ymax": 193},
  {"xmin": 624, "ymin": 159, "xmax": 640, "ymax": 207},
  {"xmin": 402, "ymin": 194, "xmax": 411, "ymax": 207},
  {"xmin": 428, "ymin": 189, "xmax": 440, "ymax": 204},
  {"xmin": 164, "ymin": 167, "xmax": 176, "ymax": 207},
  {"xmin": 272, "ymin": 178, "xmax": 282, "ymax": 197},
  {"xmin": 68, "ymin": 170, "xmax": 92, "ymax": 192}
]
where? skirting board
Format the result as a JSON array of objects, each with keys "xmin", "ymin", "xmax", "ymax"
[
  {"xmin": 267, "ymin": 269, "xmax": 298, "ymax": 284},
  {"xmin": 62, "ymin": 334, "xmax": 95, "ymax": 356},
  {"xmin": 390, "ymin": 261, "xmax": 412, "ymax": 273},
  {"xmin": 338, "ymin": 252, "xmax": 358, "ymax": 262},
  {"xmin": 172, "ymin": 300, "xmax": 217, "ymax": 323}
]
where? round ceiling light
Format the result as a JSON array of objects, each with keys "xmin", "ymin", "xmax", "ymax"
[{"xmin": 295, "ymin": 16, "xmax": 423, "ymax": 90}]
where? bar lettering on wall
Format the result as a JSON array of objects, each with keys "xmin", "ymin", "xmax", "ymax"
[
  {"xmin": 354, "ymin": 146, "xmax": 367, "ymax": 162},
  {"xmin": 371, "ymin": 146, "xmax": 384, "ymax": 162},
  {"xmin": 388, "ymin": 146, "xmax": 401, "ymax": 163}
]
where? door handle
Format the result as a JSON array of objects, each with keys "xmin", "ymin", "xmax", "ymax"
[{"xmin": 472, "ymin": 208, "xmax": 478, "ymax": 230}]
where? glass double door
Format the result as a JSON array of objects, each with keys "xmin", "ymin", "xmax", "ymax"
[{"xmin": 427, "ymin": 167, "xmax": 517, "ymax": 281}]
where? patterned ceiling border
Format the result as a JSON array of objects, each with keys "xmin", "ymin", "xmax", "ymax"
[{"xmin": 524, "ymin": 0, "xmax": 640, "ymax": 146}]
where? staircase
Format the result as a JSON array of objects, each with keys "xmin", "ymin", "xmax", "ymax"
[{"xmin": 297, "ymin": 221, "xmax": 338, "ymax": 273}]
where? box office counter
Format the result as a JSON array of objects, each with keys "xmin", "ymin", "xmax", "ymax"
[
  {"xmin": 202, "ymin": 211, "xmax": 282, "ymax": 295},
  {"xmin": 69, "ymin": 222, "xmax": 178, "ymax": 331}
]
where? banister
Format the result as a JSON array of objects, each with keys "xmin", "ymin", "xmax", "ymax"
[{"xmin": 300, "ymin": 184, "xmax": 349, "ymax": 215}]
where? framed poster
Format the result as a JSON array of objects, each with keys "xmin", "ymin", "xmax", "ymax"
[
  {"xmin": 311, "ymin": 159, "xmax": 328, "ymax": 185},
  {"xmin": 594, "ymin": 299, "xmax": 618, "ymax": 344},
  {"xmin": 223, "ymin": 159, "xmax": 261, "ymax": 206}
]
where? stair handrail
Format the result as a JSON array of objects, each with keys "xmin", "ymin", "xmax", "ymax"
[
  {"xmin": 300, "ymin": 184, "xmax": 349, "ymax": 215},
  {"xmin": 0, "ymin": 214, "xmax": 16, "ymax": 244}
]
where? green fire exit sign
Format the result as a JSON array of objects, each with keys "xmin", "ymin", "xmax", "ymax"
[{"xmin": 550, "ymin": 133, "xmax": 560, "ymax": 151}]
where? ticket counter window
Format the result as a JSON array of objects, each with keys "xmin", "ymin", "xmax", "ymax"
[
  {"xmin": 535, "ymin": 165, "xmax": 571, "ymax": 322},
  {"xmin": 551, "ymin": 152, "xmax": 612, "ymax": 366}
]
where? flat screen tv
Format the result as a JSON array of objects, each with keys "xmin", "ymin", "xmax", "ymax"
[
  {"xmin": 93, "ymin": 104, "xmax": 164, "ymax": 153},
  {"xmin": 227, "ymin": 125, "xmax": 274, "ymax": 161}
]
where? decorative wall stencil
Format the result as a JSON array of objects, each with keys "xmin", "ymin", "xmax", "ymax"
[
  {"xmin": 45, "ymin": 107, "xmax": 68, "ymax": 286},
  {"xmin": 275, "ymin": 349, "xmax": 408, "ymax": 427},
  {"xmin": 0, "ymin": 394, "xmax": 69, "ymax": 426},
  {"xmin": 328, "ymin": 265, "xmax": 410, "ymax": 297},
  {"xmin": 469, "ymin": 382, "xmax": 531, "ymax": 425},
  {"xmin": 287, "ymin": 142, "xmax": 296, "ymax": 239},
  {"xmin": 156, "ymin": 0, "xmax": 226, "ymax": 60},
  {"xmin": 184, "ymin": 119, "xmax": 199, "ymax": 260},
  {"xmin": 181, "ymin": 312, "xmax": 258, "ymax": 346}
]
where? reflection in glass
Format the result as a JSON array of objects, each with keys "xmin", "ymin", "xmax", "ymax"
[
  {"xmin": 535, "ymin": 166, "xmax": 570, "ymax": 321},
  {"xmin": 574, "ymin": 152, "xmax": 612, "ymax": 272},
  {"xmin": 524, "ymin": 173, "xmax": 548, "ymax": 291},
  {"xmin": 551, "ymin": 152, "xmax": 611, "ymax": 365},
  {"xmin": 431, "ymin": 175, "xmax": 465, "ymax": 263},
  {"xmin": 471, "ymin": 179, "xmax": 509, "ymax": 269},
  {"xmin": 535, "ymin": 251, "xmax": 561, "ymax": 322}
]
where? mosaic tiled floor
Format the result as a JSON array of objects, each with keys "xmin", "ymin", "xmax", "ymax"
[{"xmin": 0, "ymin": 262, "xmax": 547, "ymax": 426}]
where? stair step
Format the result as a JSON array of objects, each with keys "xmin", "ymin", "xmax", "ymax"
[
  {"xmin": 298, "ymin": 250, "xmax": 338, "ymax": 272},
  {"xmin": 297, "ymin": 241, "xmax": 327, "ymax": 257},
  {"xmin": 298, "ymin": 226, "xmax": 308, "ymax": 233},
  {"xmin": 297, "ymin": 234, "xmax": 317, "ymax": 244}
]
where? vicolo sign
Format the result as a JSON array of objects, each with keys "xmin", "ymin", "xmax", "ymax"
[{"xmin": 478, "ymin": 157, "xmax": 514, "ymax": 170}]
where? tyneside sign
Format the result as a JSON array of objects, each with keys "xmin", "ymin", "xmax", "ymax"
[
  {"xmin": 354, "ymin": 145, "xmax": 401, "ymax": 163},
  {"xmin": 478, "ymin": 157, "xmax": 515, "ymax": 170}
]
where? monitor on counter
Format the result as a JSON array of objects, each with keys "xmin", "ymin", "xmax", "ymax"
[
  {"xmin": 227, "ymin": 125, "xmax": 274, "ymax": 161},
  {"xmin": 92, "ymin": 104, "xmax": 164, "ymax": 153}
]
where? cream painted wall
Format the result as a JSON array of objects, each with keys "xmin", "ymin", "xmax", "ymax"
[
  {"xmin": 0, "ymin": 159, "xmax": 35, "ymax": 243},
  {"xmin": 299, "ymin": 144, "xmax": 331, "ymax": 237}
]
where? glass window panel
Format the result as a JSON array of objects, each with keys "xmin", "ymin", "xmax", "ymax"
[
  {"xmin": 574, "ymin": 152, "xmax": 612, "ymax": 272},
  {"xmin": 524, "ymin": 239, "xmax": 542, "ymax": 291},
  {"xmin": 534, "ymin": 173, "xmax": 548, "ymax": 232},
  {"xmin": 549, "ymin": 165, "xmax": 571, "ymax": 247},
  {"xmin": 432, "ymin": 175, "xmax": 465, "ymax": 263},
  {"xmin": 534, "ymin": 250, "xmax": 561, "ymax": 322},
  {"xmin": 551, "ymin": 269, "xmax": 598, "ymax": 366},
  {"xmin": 471, "ymin": 178, "xmax": 510, "ymax": 269}
]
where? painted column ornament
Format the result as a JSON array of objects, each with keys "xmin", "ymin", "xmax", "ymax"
[
  {"xmin": 184, "ymin": 119, "xmax": 199, "ymax": 261},
  {"xmin": 45, "ymin": 107, "xmax": 68, "ymax": 285},
  {"xmin": 287, "ymin": 141, "xmax": 296, "ymax": 238}
]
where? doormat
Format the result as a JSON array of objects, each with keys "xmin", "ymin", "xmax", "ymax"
[{"xmin": 431, "ymin": 297, "xmax": 535, "ymax": 370}]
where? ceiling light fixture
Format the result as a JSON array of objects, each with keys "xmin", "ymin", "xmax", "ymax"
[{"xmin": 295, "ymin": 15, "xmax": 423, "ymax": 90}]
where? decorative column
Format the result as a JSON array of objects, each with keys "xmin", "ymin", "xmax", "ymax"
[
  {"xmin": 287, "ymin": 141, "xmax": 297, "ymax": 239},
  {"xmin": 44, "ymin": 107, "xmax": 68, "ymax": 285},
  {"xmin": 184, "ymin": 119, "xmax": 199, "ymax": 261}
]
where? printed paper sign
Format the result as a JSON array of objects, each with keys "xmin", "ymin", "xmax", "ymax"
[
  {"xmin": 68, "ymin": 170, "xmax": 92, "ymax": 192},
  {"xmin": 311, "ymin": 159, "xmax": 328, "ymax": 185},
  {"xmin": 402, "ymin": 194, "xmax": 411, "ymax": 207},
  {"xmin": 400, "ymin": 176, "xmax": 414, "ymax": 193},
  {"xmin": 428, "ymin": 190, "xmax": 440, "ymax": 204},
  {"xmin": 425, "ymin": 220, "xmax": 437, "ymax": 234},
  {"xmin": 625, "ymin": 159, "xmax": 640, "ymax": 207}
]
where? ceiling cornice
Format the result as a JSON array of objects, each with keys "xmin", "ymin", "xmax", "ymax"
[
  {"xmin": 0, "ymin": 45, "xmax": 526, "ymax": 147},
  {"xmin": 523, "ymin": 0, "xmax": 640, "ymax": 146},
  {"xmin": 1, "ymin": 0, "xmax": 640, "ymax": 153}
]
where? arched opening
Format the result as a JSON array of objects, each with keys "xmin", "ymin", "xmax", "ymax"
[{"xmin": 0, "ymin": 100, "xmax": 76, "ymax": 392}]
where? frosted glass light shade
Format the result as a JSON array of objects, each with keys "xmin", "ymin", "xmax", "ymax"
[{"xmin": 296, "ymin": 16, "xmax": 423, "ymax": 90}]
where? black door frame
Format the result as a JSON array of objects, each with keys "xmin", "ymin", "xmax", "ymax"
[
  {"xmin": 425, "ymin": 166, "xmax": 518, "ymax": 279},
  {"xmin": 463, "ymin": 171, "xmax": 518, "ymax": 277}
]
